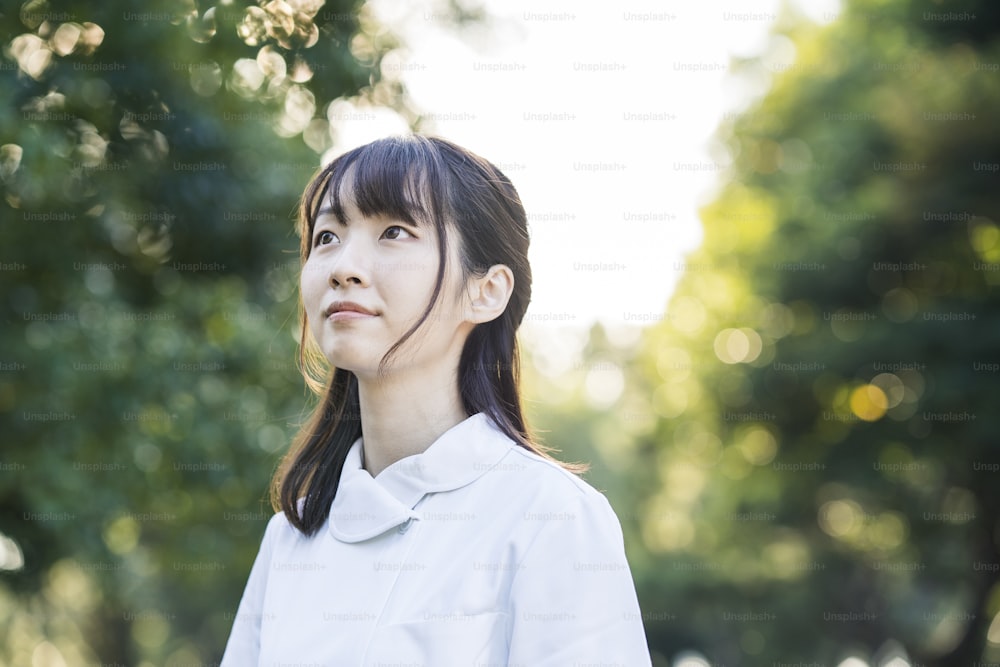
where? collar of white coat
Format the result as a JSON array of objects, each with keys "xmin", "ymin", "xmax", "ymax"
[{"xmin": 328, "ymin": 412, "xmax": 515, "ymax": 543}]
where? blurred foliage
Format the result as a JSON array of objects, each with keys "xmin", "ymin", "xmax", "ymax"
[
  {"xmin": 525, "ymin": 0, "xmax": 1000, "ymax": 665},
  {"xmin": 3, "ymin": 0, "xmax": 1000, "ymax": 665},
  {"xmin": 0, "ymin": 0, "xmax": 423, "ymax": 664}
]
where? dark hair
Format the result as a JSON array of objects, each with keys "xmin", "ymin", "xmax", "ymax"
[{"xmin": 271, "ymin": 134, "xmax": 582, "ymax": 536}]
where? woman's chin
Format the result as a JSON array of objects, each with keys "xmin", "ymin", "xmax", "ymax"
[{"xmin": 324, "ymin": 352, "xmax": 379, "ymax": 377}]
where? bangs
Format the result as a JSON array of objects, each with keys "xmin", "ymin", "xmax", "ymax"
[{"xmin": 305, "ymin": 136, "xmax": 449, "ymax": 239}]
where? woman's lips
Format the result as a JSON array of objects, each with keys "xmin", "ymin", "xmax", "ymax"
[{"xmin": 327, "ymin": 310, "xmax": 375, "ymax": 322}]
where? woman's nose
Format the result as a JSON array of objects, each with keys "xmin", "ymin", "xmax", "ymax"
[{"xmin": 327, "ymin": 236, "xmax": 371, "ymax": 288}]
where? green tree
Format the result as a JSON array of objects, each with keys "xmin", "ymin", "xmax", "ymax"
[
  {"xmin": 597, "ymin": 0, "xmax": 1000, "ymax": 664},
  {"xmin": 0, "ymin": 1, "xmax": 417, "ymax": 664}
]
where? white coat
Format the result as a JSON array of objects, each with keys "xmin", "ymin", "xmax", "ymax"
[{"xmin": 220, "ymin": 412, "xmax": 652, "ymax": 666}]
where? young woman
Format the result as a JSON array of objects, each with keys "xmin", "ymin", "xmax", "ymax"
[{"xmin": 220, "ymin": 134, "xmax": 652, "ymax": 665}]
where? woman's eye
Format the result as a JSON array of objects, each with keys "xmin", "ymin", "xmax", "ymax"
[
  {"xmin": 314, "ymin": 230, "xmax": 337, "ymax": 246},
  {"xmin": 382, "ymin": 225, "xmax": 412, "ymax": 240}
]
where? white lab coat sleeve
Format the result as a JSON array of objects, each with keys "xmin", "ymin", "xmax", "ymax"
[
  {"xmin": 219, "ymin": 512, "xmax": 281, "ymax": 667},
  {"xmin": 507, "ymin": 489, "xmax": 652, "ymax": 666}
]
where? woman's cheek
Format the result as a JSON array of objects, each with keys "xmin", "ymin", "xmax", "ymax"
[
  {"xmin": 301, "ymin": 262, "xmax": 323, "ymax": 302},
  {"xmin": 300, "ymin": 264, "xmax": 324, "ymax": 340}
]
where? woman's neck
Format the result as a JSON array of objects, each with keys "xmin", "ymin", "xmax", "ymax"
[{"xmin": 355, "ymin": 362, "xmax": 469, "ymax": 478}]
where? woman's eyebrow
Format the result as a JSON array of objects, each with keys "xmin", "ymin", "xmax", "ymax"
[{"xmin": 315, "ymin": 206, "xmax": 347, "ymax": 224}]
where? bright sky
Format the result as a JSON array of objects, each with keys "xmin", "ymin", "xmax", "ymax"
[{"xmin": 327, "ymin": 0, "xmax": 839, "ymax": 346}]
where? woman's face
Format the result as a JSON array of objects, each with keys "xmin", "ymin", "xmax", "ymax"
[{"xmin": 300, "ymin": 187, "xmax": 473, "ymax": 380}]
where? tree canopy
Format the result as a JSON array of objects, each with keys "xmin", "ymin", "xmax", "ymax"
[
  {"xmin": 1, "ymin": 1, "xmax": 406, "ymax": 663},
  {"xmin": 588, "ymin": 0, "xmax": 1000, "ymax": 663},
  {"xmin": 1, "ymin": 0, "xmax": 998, "ymax": 665}
]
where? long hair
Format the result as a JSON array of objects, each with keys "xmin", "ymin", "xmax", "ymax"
[{"xmin": 271, "ymin": 134, "xmax": 582, "ymax": 536}]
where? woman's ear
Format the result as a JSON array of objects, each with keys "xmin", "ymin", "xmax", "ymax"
[{"xmin": 466, "ymin": 264, "xmax": 515, "ymax": 324}]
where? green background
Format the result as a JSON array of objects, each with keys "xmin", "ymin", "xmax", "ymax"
[{"xmin": 1, "ymin": 0, "xmax": 998, "ymax": 665}]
